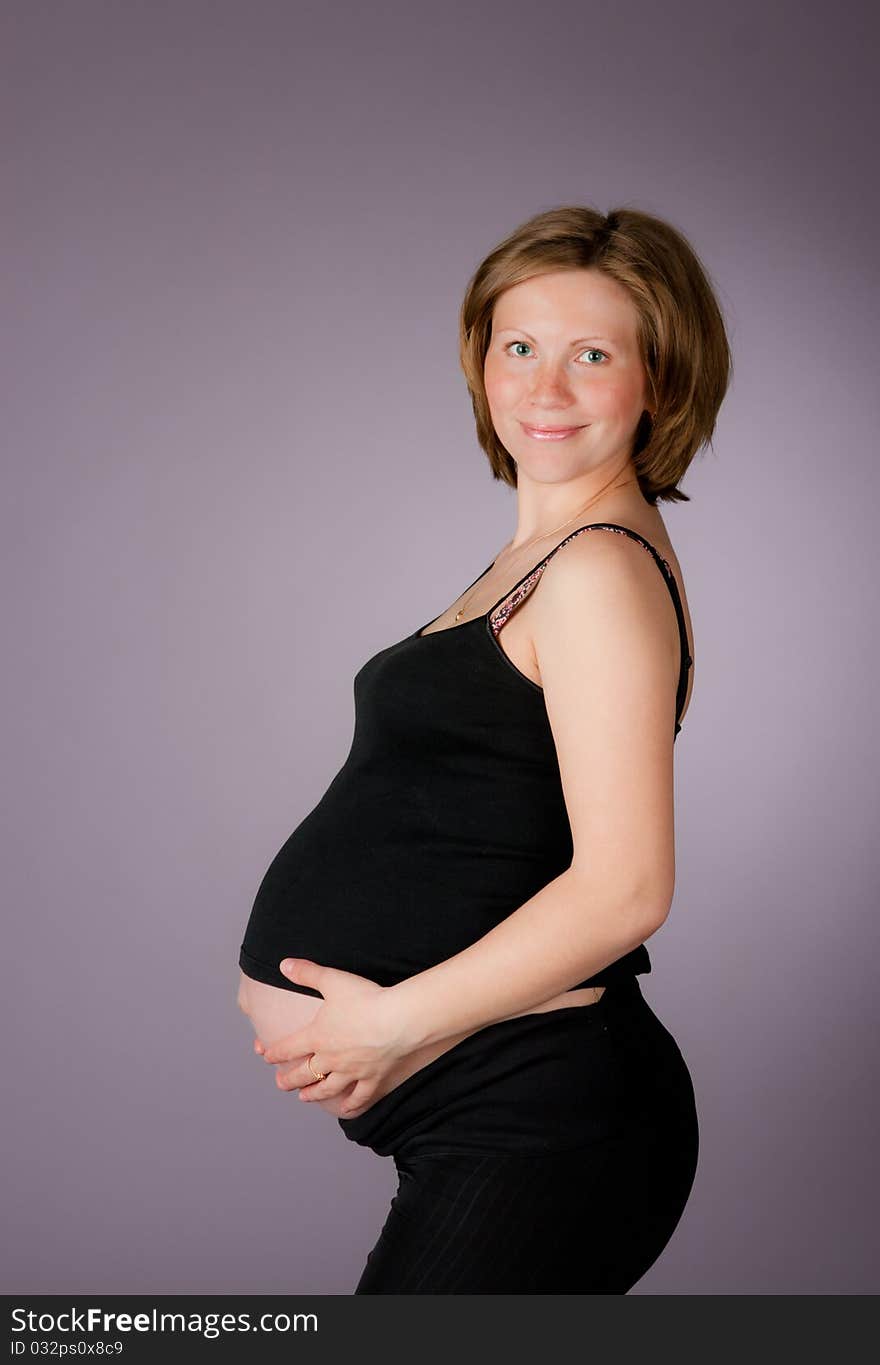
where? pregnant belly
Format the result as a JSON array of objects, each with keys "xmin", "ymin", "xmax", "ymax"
[
  {"xmin": 237, "ymin": 970, "xmax": 322, "ymax": 1044},
  {"xmin": 236, "ymin": 969, "xmax": 605, "ymax": 1049}
]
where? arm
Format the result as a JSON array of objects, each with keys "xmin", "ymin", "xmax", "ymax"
[
  {"xmin": 389, "ymin": 531, "xmax": 679, "ymax": 1051},
  {"xmin": 389, "ymin": 867, "xmax": 665, "ymax": 1051}
]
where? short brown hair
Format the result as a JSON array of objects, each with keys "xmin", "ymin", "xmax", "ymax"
[{"xmin": 458, "ymin": 205, "xmax": 733, "ymax": 505}]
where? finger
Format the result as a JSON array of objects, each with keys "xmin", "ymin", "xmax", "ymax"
[
  {"xmin": 274, "ymin": 1064, "xmax": 342, "ymax": 1094},
  {"xmin": 278, "ymin": 959, "xmax": 326, "ymax": 993},
  {"xmin": 309, "ymin": 1095, "xmax": 360, "ymax": 1117},
  {"xmin": 302, "ymin": 1079, "xmax": 360, "ymax": 1115},
  {"xmin": 275, "ymin": 1065, "xmax": 311, "ymax": 1092},
  {"xmin": 297, "ymin": 1072, "xmax": 353, "ymax": 1103},
  {"xmin": 338, "ymin": 1079, "xmax": 377, "ymax": 1117},
  {"xmin": 262, "ymin": 1029, "xmax": 314, "ymax": 1065}
]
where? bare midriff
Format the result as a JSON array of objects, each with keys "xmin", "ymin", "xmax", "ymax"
[{"xmin": 236, "ymin": 969, "xmax": 605, "ymax": 1072}]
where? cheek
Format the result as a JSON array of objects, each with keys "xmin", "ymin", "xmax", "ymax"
[
  {"xmin": 593, "ymin": 367, "xmax": 649, "ymax": 416},
  {"xmin": 484, "ymin": 359, "xmax": 522, "ymax": 413},
  {"xmin": 580, "ymin": 379, "xmax": 631, "ymax": 418}
]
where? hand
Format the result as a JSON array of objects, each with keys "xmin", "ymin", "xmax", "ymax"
[{"xmin": 255, "ymin": 959, "xmax": 414, "ymax": 1118}]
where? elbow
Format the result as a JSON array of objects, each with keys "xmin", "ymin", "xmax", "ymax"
[
  {"xmin": 632, "ymin": 878, "xmax": 674, "ymax": 936},
  {"xmin": 638, "ymin": 896, "xmax": 672, "ymax": 937},
  {"xmin": 567, "ymin": 861, "xmax": 673, "ymax": 936},
  {"xmin": 636, "ymin": 868, "xmax": 674, "ymax": 933}
]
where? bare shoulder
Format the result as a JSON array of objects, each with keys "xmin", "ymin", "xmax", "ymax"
[
  {"xmin": 530, "ymin": 525, "xmax": 679, "ymax": 648},
  {"xmin": 529, "ymin": 519, "xmax": 695, "ymax": 723}
]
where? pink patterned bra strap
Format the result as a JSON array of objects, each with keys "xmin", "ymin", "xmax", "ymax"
[
  {"xmin": 489, "ymin": 524, "xmax": 667, "ymax": 638},
  {"xmin": 489, "ymin": 561, "xmax": 552, "ymax": 637}
]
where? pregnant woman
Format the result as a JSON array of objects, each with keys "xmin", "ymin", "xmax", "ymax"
[{"xmin": 237, "ymin": 203, "xmax": 732, "ymax": 1293}]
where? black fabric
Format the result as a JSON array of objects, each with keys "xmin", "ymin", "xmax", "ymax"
[
  {"xmin": 239, "ymin": 522, "xmax": 692, "ymax": 1001},
  {"xmin": 351, "ymin": 977, "xmax": 700, "ymax": 1293}
]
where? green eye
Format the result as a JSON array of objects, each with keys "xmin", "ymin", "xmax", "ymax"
[{"xmin": 504, "ymin": 341, "xmax": 608, "ymax": 364}]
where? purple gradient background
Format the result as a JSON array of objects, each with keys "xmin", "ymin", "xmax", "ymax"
[{"xmin": 3, "ymin": 0, "xmax": 878, "ymax": 1295}]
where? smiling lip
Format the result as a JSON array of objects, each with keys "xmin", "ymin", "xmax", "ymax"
[{"xmin": 520, "ymin": 422, "xmax": 586, "ymax": 440}]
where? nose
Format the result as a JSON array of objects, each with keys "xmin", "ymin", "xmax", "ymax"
[{"xmin": 526, "ymin": 362, "xmax": 575, "ymax": 408}]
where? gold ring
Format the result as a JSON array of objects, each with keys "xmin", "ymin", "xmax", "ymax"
[{"xmin": 307, "ymin": 1053, "xmax": 327, "ymax": 1082}]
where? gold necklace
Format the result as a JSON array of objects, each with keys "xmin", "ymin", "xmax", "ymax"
[{"xmin": 452, "ymin": 474, "xmax": 637, "ymax": 623}]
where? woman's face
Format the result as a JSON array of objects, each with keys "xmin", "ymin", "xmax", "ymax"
[{"xmin": 483, "ymin": 268, "xmax": 651, "ymax": 481}]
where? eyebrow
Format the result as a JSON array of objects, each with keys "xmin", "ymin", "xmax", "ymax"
[{"xmin": 494, "ymin": 327, "xmax": 619, "ymax": 346}]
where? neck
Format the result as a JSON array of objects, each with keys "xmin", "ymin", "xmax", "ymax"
[{"xmin": 506, "ymin": 462, "xmax": 641, "ymax": 552}]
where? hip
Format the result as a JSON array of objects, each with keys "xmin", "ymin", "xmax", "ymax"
[{"xmin": 339, "ymin": 976, "xmax": 698, "ymax": 1160}]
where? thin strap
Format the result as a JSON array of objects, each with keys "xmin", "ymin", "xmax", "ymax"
[{"xmin": 488, "ymin": 522, "xmax": 693, "ymax": 733}]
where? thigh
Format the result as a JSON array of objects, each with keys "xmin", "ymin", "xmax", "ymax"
[
  {"xmin": 355, "ymin": 1151, "xmax": 553, "ymax": 1294},
  {"xmin": 354, "ymin": 1121, "xmax": 698, "ymax": 1295}
]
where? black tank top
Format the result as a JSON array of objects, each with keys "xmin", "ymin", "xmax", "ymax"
[{"xmin": 239, "ymin": 522, "xmax": 693, "ymax": 1000}]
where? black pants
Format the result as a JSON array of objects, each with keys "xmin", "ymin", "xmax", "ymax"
[{"xmin": 340, "ymin": 977, "xmax": 699, "ymax": 1294}]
